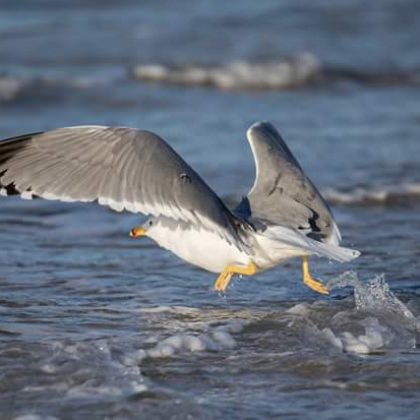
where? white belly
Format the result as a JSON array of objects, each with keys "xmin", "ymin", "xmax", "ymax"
[
  {"xmin": 148, "ymin": 224, "xmax": 251, "ymax": 273},
  {"xmin": 251, "ymin": 233, "xmax": 309, "ymax": 271},
  {"xmin": 147, "ymin": 219, "xmax": 318, "ymax": 274}
]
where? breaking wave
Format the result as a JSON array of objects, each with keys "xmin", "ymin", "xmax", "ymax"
[
  {"xmin": 2, "ymin": 54, "xmax": 420, "ymax": 100},
  {"xmin": 323, "ymin": 183, "xmax": 420, "ymax": 206},
  {"xmin": 0, "ymin": 77, "xmax": 26, "ymax": 101},
  {"xmin": 132, "ymin": 53, "xmax": 420, "ymax": 90},
  {"xmin": 0, "ymin": 74, "xmax": 116, "ymax": 103},
  {"xmin": 133, "ymin": 53, "xmax": 321, "ymax": 90}
]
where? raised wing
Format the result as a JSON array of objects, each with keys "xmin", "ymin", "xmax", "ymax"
[
  {"xmin": 0, "ymin": 126, "xmax": 243, "ymax": 246},
  {"xmin": 237, "ymin": 121, "xmax": 341, "ymax": 244}
]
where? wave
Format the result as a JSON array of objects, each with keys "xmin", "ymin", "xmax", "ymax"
[
  {"xmin": 132, "ymin": 53, "xmax": 321, "ymax": 90},
  {"xmin": 3, "ymin": 54, "xmax": 419, "ymax": 99},
  {"xmin": 122, "ymin": 306, "xmax": 256, "ymax": 366},
  {"xmin": 224, "ymin": 183, "xmax": 420, "ymax": 212},
  {"xmin": 125, "ymin": 273, "xmax": 419, "ymax": 363},
  {"xmin": 12, "ymin": 274, "xmax": 418, "ymax": 408},
  {"xmin": 132, "ymin": 53, "xmax": 420, "ymax": 90},
  {"xmin": 324, "ymin": 67, "xmax": 420, "ymax": 86},
  {"xmin": 123, "ymin": 319, "xmax": 246, "ymax": 365},
  {"xmin": 323, "ymin": 183, "xmax": 420, "ymax": 206},
  {"xmin": 0, "ymin": 77, "xmax": 26, "ymax": 101},
  {"xmin": 0, "ymin": 74, "xmax": 113, "ymax": 103}
]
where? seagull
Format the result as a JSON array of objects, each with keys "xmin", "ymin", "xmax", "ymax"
[{"xmin": 0, "ymin": 121, "xmax": 359, "ymax": 294}]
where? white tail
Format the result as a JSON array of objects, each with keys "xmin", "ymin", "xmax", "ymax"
[{"xmin": 263, "ymin": 226, "xmax": 360, "ymax": 263}]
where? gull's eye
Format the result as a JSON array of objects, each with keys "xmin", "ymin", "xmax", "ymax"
[{"xmin": 149, "ymin": 220, "xmax": 153, "ymax": 226}]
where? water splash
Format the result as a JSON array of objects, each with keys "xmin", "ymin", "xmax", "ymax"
[
  {"xmin": 287, "ymin": 272, "xmax": 420, "ymax": 355},
  {"xmin": 328, "ymin": 272, "xmax": 416, "ymax": 322}
]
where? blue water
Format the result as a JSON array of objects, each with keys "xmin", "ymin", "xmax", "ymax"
[{"xmin": 1, "ymin": 1, "xmax": 420, "ymax": 419}]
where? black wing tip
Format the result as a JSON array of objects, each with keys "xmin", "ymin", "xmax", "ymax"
[
  {"xmin": 0, "ymin": 131, "xmax": 43, "ymax": 146},
  {"xmin": 0, "ymin": 131, "xmax": 42, "ymax": 164},
  {"xmin": 0, "ymin": 183, "xmax": 36, "ymax": 198},
  {"xmin": 0, "ymin": 132, "xmax": 43, "ymax": 197}
]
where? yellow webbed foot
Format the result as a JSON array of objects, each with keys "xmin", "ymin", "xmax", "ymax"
[
  {"xmin": 302, "ymin": 256, "xmax": 329, "ymax": 295},
  {"xmin": 214, "ymin": 270, "xmax": 233, "ymax": 292},
  {"xmin": 303, "ymin": 274, "xmax": 329, "ymax": 295},
  {"xmin": 213, "ymin": 263, "xmax": 257, "ymax": 293}
]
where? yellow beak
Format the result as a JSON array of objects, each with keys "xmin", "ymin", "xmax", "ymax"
[{"xmin": 129, "ymin": 226, "xmax": 147, "ymax": 238}]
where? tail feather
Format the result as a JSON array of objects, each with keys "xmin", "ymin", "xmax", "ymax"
[{"xmin": 263, "ymin": 225, "xmax": 360, "ymax": 263}]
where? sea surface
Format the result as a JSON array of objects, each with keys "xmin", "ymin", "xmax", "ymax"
[{"xmin": 1, "ymin": 1, "xmax": 420, "ymax": 419}]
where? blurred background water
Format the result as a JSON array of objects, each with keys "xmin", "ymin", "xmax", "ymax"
[{"xmin": 0, "ymin": 0, "xmax": 420, "ymax": 419}]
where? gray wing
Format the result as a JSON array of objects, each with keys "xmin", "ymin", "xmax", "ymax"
[
  {"xmin": 0, "ymin": 126, "xmax": 244, "ymax": 246},
  {"xmin": 236, "ymin": 121, "xmax": 341, "ymax": 244}
]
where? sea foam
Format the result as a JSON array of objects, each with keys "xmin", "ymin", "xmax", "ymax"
[
  {"xmin": 123, "ymin": 319, "xmax": 246, "ymax": 366},
  {"xmin": 323, "ymin": 183, "xmax": 420, "ymax": 206},
  {"xmin": 133, "ymin": 53, "xmax": 321, "ymax": 90}
]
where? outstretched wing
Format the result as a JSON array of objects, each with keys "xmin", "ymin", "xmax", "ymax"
[
  {"xmin": 0, "ymin": 126, "xmax": 243, "ymax": 246},
  {"xmin": 236, "ymin": 121, "xmax": 341, "ymax": 244}
]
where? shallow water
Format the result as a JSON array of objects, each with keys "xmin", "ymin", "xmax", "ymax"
[{"xmin": 1, "ymin": 1, "xmax": 420, "ymax": 419}]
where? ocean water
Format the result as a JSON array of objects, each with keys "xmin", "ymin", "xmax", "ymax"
[{"xmin": 1, "ymin": 0, "xmax": 420, "ymax": 418}]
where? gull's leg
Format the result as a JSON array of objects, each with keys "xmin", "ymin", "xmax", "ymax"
[
  {"xmin": 302, "ymin": 256, "xmax": 329, "ymax": 295},
  {"xmin": 214, "ymin": 270, "xmax": 233, "ymax": 292},
  {"xmin": 214, "ymin": 263, "xmax": 257, "ymax": 292}
]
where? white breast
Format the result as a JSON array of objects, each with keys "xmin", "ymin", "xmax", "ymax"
[{"xmin": 147, "ymin": 223, "xmax": 251, "ymax": 273}]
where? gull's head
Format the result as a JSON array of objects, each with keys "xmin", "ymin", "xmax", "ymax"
[{"xmin": 129, "ymin": 217, "xmax": 158, "ymax": 238}]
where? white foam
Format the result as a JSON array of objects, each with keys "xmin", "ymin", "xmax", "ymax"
[
  {"xmin": 65, "ymin": 382, "xmax": 147, "ymax": 398},
  {"xmin": 286, "ymin": 303, "xmax": 310, "ymax": 316},
  {"xmin": 338, "ymin": 332, "xmax": 371, "ymax": 354},
  {"xmin": 13, "ymin": 416, "xmax": 59, "ymax": 420},
  {"xmin": 123, "ymin": 319, "xmax": 246, "ymax": 366},
  {"xmin": 137, "ymin": 305, "xmax": 201, "ymax": 314},
  {"xmin": 323, "ymin": 183, "xmax": 420, "ymax": 205},
  {"xmin": 321, "ymin": 318, "xmax": 391, "ymax": 354},
  {"xmin": 42, "ymin": 340, "xmax": 148, "ymax": 399},
  {"xmin": 321, "ymin": 327, "xmax": 344, "ymax": 351},
  {"xmin": 133, "ymin": 53, "xmax": 321, "ymax": 90},
  {"xmin": 0, "ymin": 77, "xmax": 25, "ymax": 101}
]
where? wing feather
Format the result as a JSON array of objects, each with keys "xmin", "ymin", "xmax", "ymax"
[
  {"xmin": 239, "ymin": 121, "xmax": 341, "ymax": 244},
  {"xmin": 0, "ymin": 126, "xmax": 244, "ymax": 247}
]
